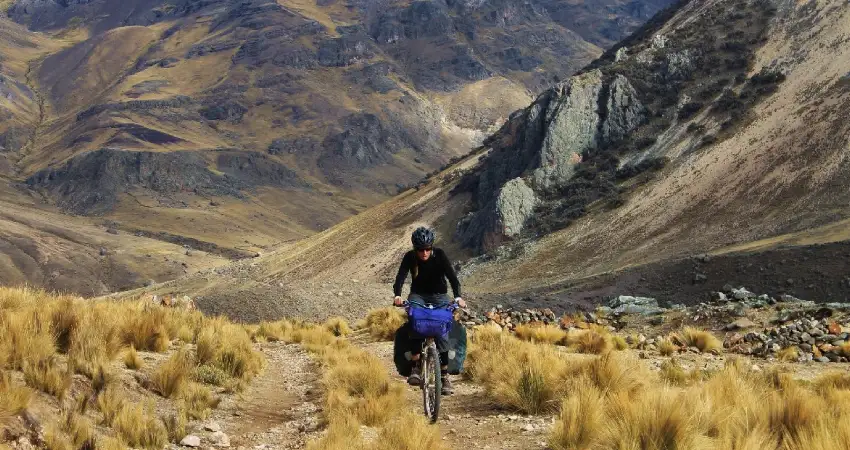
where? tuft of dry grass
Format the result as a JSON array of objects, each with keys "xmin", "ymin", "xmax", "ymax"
[
  {"xmin": 324, "ymin": 317, "xmax": 352, "ymax": 337},
  {"xmin": 612, "ymin": 335, "xmax": 629, "ymax": 351},
  {"xmin": 374, "ymin": 413, "xmax": 445, "ymax": 450},
  {"xmin": 23, "ymin": 358, "xmax": 71, "ymax": 399},
  {"xmin": 777, "ymin": 346, "xmax": 799, "ymax": 362},
  {"xmin": 196, "ymin": 320, "xmax": 265, "ymax": 382},
  {"xmin": 121, "ymin": 310, "xmax": 170, "ymax": 353},
  {"xmin": 514, "ymin": 324, "xmax": 567, "ymax": 345},
  {"xmin": 182, "ymin": 382, "xmax": 220, "ymax": 420},
  {"xmin": 112, "ymin": 401, "xmax": 168, "ymax": 448},
  {"xmin": 124, "ymin": 346, "xmax": 143, "ymax": 370},
  {"xmin": 466, "ymin": 326, "xmax": 568, "ymax": 414},
  {"xmin": 193, "ymin": 364, "xmax": 230, "ymax": 386},
  {"xmin": 97, "ymin": 436, "xmax": 128, "ymax": 450},
  {"xmin": 163, "ymin": 406, "xmax": 187, "ymax": 443},
  {"xmin": 0, "ymin": 371, "xmax": 32, "ymax": 426},
  {"xmin": 363, "ymin": 308, "xmax": 406, "ymax": 341},
  {"xmin": 564, "ymin": 327, "xmax": 613, "ymax": 354},
  {"xmin": 658, "ymin": 338, "xmax": 678, "ymax": 356},
  {"xmin": 59, "ymin": 409, "xmax": 97, "ymax": 450},
  {"xmin": 672, "ymin": 327, "xmax": 723, "ymax": 354},
  {"xmin": 152, "ymin": 348, "xmax": 193, "ymax": 398},
  {"xmin": 97, "ymin": 385, "xmax": 125, "ymax": 426},
  {"xmin": 550, "ymin": 378, "xmax": 604, "ymax": 450}
]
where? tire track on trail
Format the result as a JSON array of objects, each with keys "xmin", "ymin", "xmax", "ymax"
[
  {"xmin": 207, "ymin": 342, "xmax": 324, "ymax": 449},
  {"xmin": 352, "ymin": 334, "xmax": 554, "ymax": 450}
]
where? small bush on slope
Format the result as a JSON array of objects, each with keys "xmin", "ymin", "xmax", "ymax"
[
  {"xmin": 363, "ymin": 308, "xmax": 406, "ymax": 341},
  {"xmin": 514, "ymin": 324, "xmax": 567, "ymax": 345},
  {"xmin": 672, "ymin": 327, "xmax": 723, "ymax": 353},
  {"xmin": 0, "ymin": 371, "xmax": 32, "ymax": 427},
  {"xmin": 152, "ymin": 347, "xmax": 193, "ymax": 398}
]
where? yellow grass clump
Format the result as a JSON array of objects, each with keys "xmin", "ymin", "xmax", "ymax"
[
  {"xmin": 658, "ymin": 338, "xmax": 679, "ymax": 356},
  {"xmin": 182, "ymin": 382, "xmax": 220, "ymax": 420},
  {"xmin": 469, "ymin": 330, "xmax": 850, "ymax": 450},
  {"xmin": 612, "ymin": 335, "xmax": 629, "ymax": 351},
  {"xmin": 196, "ymin": 320, "xmax": 265, "ymax": 382},
  {"xmin": 22, "ymin": 358, "xmax": 71, "ymax": 399},
  {"xmin": 777, "ymin": 346, "xmax": 799, "ymax": 362},
  {"xmin": 0, "ymin": 287, "xmax": 266, "ymax": 449},
  {"xmin": 124, "ymin": 346, "xmax": 143, "ymax": 370},
  {"xmin": 0, "ymin": 371, "xmax": 32, "ymax": 427},
  {"xmin": 111, "ymin": 401, "xmax": 168, "ymax": 448},
  {"xmin": 466, "ymin": 326, "xmax": 569, "ymax": 413},
  {"xmin": 672, "ymin": 327, "xmax": 723, "ymax": 354},
  {"xmin": 324, "ymin": 316, "xmax": 352, "ymax": 337},
  {"xmin": 564, "ymin": 326, "xmax": 614, "ymax": 354},
  {"xmin": 514, "ymin": 324, "xmax": 567, "ymax": 345},
  {"xmin": 152, "ymin": 347, "xmax": 193, "ymax": 398},
  {"xmin": 363, "ymin": 308, "xmax": 406, "ymax": 341}
]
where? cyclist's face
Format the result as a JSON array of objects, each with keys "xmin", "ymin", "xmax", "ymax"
[{"xmin": 416, "ymin": 248, "xmax": 432, "ymax": 261}]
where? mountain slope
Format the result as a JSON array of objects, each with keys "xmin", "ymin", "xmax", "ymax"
[
  {"xmin": 0, "ymin": 0, "xmax": 675, "ymax": 293},
  {"xmin": 122, "ymin": 0, "xmax": 850, "ymax": 321}
]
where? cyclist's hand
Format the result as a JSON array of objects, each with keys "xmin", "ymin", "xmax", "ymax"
[
  {"xmin": 393, "ymin": 296, "xmax": 403, "ymax": 306},
  {"xmin": 454, "ymin": 297, "xmax": 466, "ymax": 308}
]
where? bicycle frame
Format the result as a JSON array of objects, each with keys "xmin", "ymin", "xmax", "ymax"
[{"xmin": 397, "ymin": 299, "xmax": 457, "ymax": 423}]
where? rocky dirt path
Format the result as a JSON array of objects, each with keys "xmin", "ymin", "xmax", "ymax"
[
  {"xmin": 199, "ymin": 342, "xmax": 323, "ymax": 450},
  {"xmin": 354, "ymin": 335, "xmax": 552, "ymax": 450}
]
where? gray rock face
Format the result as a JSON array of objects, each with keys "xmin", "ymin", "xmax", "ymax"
[
  {"xmin": 601, "ymin": 75, "xmax": 647, "ymax": 144},
  {"xmin": 532, "ymin": 70, "xmax": 603, "ymax": 190},
  {"xmin": 456, "ymin": 70, "xmax": 645, "ymax": 249},
  {"xmin": 495, "ymin": 178, "xmax": 537, "ymax": 237}
]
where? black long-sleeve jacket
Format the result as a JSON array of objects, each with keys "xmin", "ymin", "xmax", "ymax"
[{"xmin": 393, "ymin": 248, "xmax": 461, "ymax": 298}]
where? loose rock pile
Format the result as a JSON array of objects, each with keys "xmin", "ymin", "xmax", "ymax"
[
  {"xmin": 458, "ymin": 305, "xmax": 560, "ymax": 330},
  {"xmin": 462, "ymin": 286, "xmax": 850, "ymax": 362},
  {"xmin": 728, "ymin": 317, "xmax": 850, "ymax": 363}
]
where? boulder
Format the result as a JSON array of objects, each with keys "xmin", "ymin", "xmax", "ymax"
[
  {"xmin": 495, "ymin": 178, "xmax": 537, "ymax": 237},
  {"xmin": 726, "ymin": 318, "xmax": 757, "ymax": 331},
  {"xmin": 180, "ymin": 435, "xmax": 201, "ymax": 447}
]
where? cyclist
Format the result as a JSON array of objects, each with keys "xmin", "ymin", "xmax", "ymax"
[{"xmin": 393, "ymin": 226, "xmax": 466, "ymax": 395}]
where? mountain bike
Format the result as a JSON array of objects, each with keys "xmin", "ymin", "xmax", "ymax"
[{"xmin": 397, "ymin": 299, "xmax": 457, "ymax": 423}]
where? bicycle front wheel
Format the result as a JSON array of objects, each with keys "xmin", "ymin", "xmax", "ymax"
[{"xmin": 425, "ymin": 343, "xmax": 441, "ymax": 423}]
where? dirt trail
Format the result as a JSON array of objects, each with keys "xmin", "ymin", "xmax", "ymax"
[
  {"xmin": 354, "ymin": 336, "xmax": 552, "ymax": 450},
  {"xmin": 207, "ymin": 342, "xmax": 323, "ymax": 449}
]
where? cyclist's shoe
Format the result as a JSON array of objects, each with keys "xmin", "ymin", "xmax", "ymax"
[
  {"xmin": 407, "ymin": 362, "xmax": 422, "ymax": 386},
  {"xmin": 441, "ymin": 376, "xmax": 454, "ymax": 395}
]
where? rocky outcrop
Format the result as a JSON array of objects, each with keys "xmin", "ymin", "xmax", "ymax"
[
  {"xmin": 601, "ymin": 74, "xmax": 647, "ymax": 144},
  {"xmin": 532, "ymin": 70, "xmax": 604, "ymax": 189},
  {"xmin": 319, "ymin": 113, "xmax": 398, "ymax": 169},
  {"xmin": 457, "ymin": 70, "xmax": 646, "ymax": 249},
  {"xmin": 495, "ymin": 178, "xmax": 537, "ymax": 237}
]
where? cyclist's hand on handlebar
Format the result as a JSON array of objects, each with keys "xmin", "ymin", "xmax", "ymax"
[
  {"xmin": 393, "ymin": 296, "xmax": 403, "ymax": 306},
  {"xmin": 454, "ymin": 297, "xmax": 466, "ymax": 308}
]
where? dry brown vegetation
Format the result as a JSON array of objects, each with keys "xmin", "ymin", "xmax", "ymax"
[
  {"xmin": 274, "ymin": 319, "xmax": 442, "ymax": 450},
  {"xmin": 362, "ymin": 308, "xmax": 406, "ymax": 341},
  {"xmin": 671, "ymin": 327, "xmax": 724, "ymax": 354},
  {"xmin": 0, "ymin": 286, "xmax": 265, "ymax": 448},
  {"xmin": 467, "ymin": 327, "xmax": 850, "ymax": 450}
]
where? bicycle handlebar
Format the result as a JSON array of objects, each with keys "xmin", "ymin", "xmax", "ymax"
[{"xmin": 395, "ymin": 299, "xmax": 459, "ymax": 311}]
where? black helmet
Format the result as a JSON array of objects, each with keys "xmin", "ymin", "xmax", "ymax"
[{"xmin": 411, "ymin": 226, "xmax": 435, "ymax": 249}]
